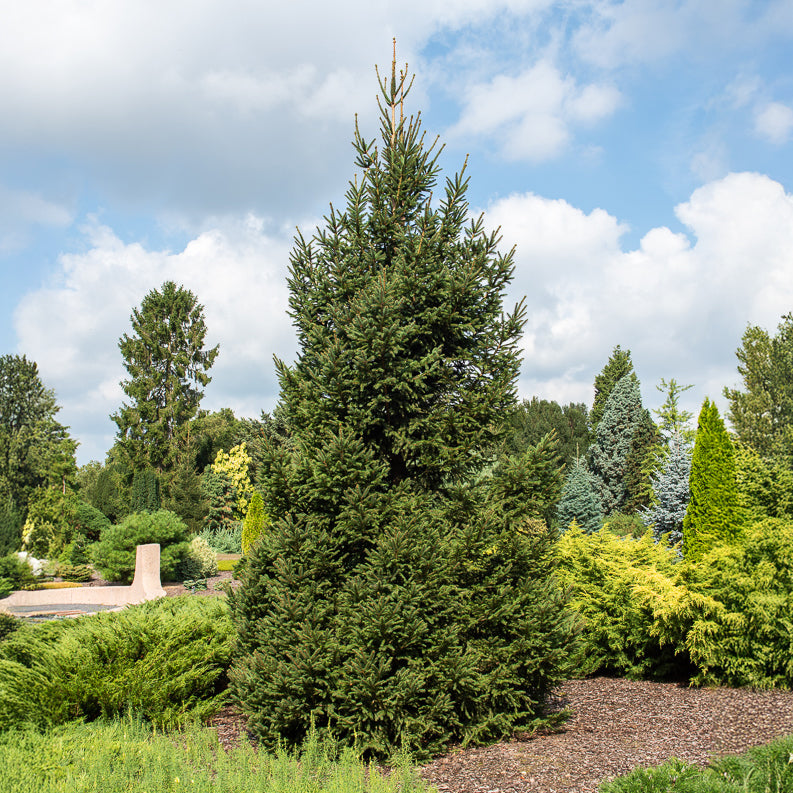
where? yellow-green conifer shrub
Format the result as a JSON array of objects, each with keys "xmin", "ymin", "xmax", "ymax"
[
  {"xmin": 241, "ymin": 491, "xmax": 269, "ymax": 556},
  {"xmin": 211, "ymin": 443, "xmax": 254, "ymax": 519},
  {"xmin": 680, "ymin": 518, "xmax": 793, "ymax": 688},
  {"xmin": 556, "ymin": 523, "xmax": 693, "ymax": 679}
]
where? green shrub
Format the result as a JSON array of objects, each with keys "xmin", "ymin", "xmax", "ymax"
[
  {"xmin": 241, "ymin": 491, "xmax": 269, "ymax": 556},
  {"xmin": 603, "ymin": 512, "xmax": 646, "ymax": 538},
  {"xmin": 0, "ymin": 612, "xmax": 19, "ymax": 640},
  {"xmin": 177, "ymin": 535, "xmax": 218, "ymax": 580},
  {"xmin": 0, "ymin": 595, "xmax": 233, "ymax": 732},
  {"xmin": 198, "ymin": 522, "xmax": 242, "ymax": 554},
  {"xmin": 556, "ymin": 524, "xmax": 692, "ymax": 679},
  {"xmin": 55, "ymin": 562, "xmax": 93, "ymax": 582},
  {"xmin": 217, "ymin": 558, "xmax": 239, "ymax": 572},
  {"xmin": 680, "ymin": 518, "xmax": 793, "ymax": 688},
  {"xmin": 600, "ymin": 733, "xmax": 793, "ymax": 793},
  {"xmin": 0, "ymin": 554, "xmax": 37, "ymax": 592},
  {"xmin": 91, "ymin": 510, "xmax": 189, "ymax": 583}
]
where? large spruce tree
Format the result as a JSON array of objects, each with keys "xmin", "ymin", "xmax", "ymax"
[
  {"xmin": 112, "ymin": 281, "xmax": 219, "ymax": 474},
  {"xmin": 590, "ymin": 345, "xmax": 636, "ymax": 435},
  {"xmin": 588, "ymin": 374, "xmax": 645, "ymax": 515},
  {"xmin": 682, "ymin": 398, "xmax": 743, "ymax": 559},
  {"xmin": 230, "ymin": 57, "xmax": 577, "ymax": 759}
]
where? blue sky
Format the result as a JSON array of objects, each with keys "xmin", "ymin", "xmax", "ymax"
[{"xmin": 1, "ymin": 0, "xmax": 792, "ymax": 464}]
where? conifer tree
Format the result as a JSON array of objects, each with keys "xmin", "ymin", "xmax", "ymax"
[
  {"xmin": 241, "ymin": 491, "xmax": 269, "ymax": 556},
  {"xmin": 641, "ymin": 433, "xmax": 691, "ymax": 544},
  {"xmin": 588, "ymin": 374, "xmax": 645, "ymax": 515},
  {"xmin": 556, "ymin": 458, "xmax": 602, "ymax": 534},
  {"xmin": 590, "ymin": 345, "xmax": 635, "ymax": 434},
  {"xmin": 112, "ymin": 282, "xmax": 219, "ymax": 473},
  {"xmin": 622, "ymin": 408, "xmax": 662, "ymax": 513},
  {"xmin": 230, "ymin": 54, "xmax": 576, "ymax": 759},
  {"xmin": 682, "ymin": 398, "xmax": 743, "ymax": 559}
]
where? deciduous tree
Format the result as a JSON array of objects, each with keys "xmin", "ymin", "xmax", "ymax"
[{"xmin": 724, "ymin": 314, "xmax": 793, "ymax": 464}]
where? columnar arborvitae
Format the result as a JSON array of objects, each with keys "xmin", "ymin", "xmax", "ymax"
[
  {"xmin": 588, "ymin": 374, "xmax": 645, "ymax": 515},
  {"xmin": 229, "ymin": 55, "xmax": 577, "ymax": 759},
  {"xmin": 682, "ymin": 398, "xmax": 743, "ymax": 559},
  {"xmin": 556, "ymin": 458, "xmax": 602, "ymax": 534}
]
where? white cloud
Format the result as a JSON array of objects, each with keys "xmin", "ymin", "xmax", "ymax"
[
  {"xmin": 16, "ymin": 172, "xmax": 793, "ymax": 463},
  {"xmin": 448, "ymin": 60, "xmax": 620, "ymax": 161},
  {"xmin": 487, "ymin": 171, "xmax": 793, "ymax": 415},
  {"xmin": 15, "ymin": 216, "xmax": 298, "ymax": 463},
  {"xmin": 754, "ymin": 101, "xmax": 793, "ymax": 144}
]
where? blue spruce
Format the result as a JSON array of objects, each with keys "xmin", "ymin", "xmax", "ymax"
[
  {"xmin": 588, "ymin": 374, "xmax": 645, "ymax": 515},
  {"xmin": 641, "ymin": 433, "xmax": 692, "ymax": 544},
  {"xmin": 557, "ymin": 458, "xmax": 602, "ymax": 534}
]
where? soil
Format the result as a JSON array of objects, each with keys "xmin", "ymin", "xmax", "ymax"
[
  {"xmin": 87, "ymin": 572, "xmax": 793, "ymax": 792},
  {"xmin": 205, "ymin": 677, "xmax": 793, "ymax": 793}
]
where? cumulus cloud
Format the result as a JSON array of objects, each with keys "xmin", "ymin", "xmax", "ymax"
[
  {"xmin": 486, "ymin": 172, "xmax": 793, "ymax": 414},
  {"xmin": 15, "ymin": 216, "xmax": 299, "ymax": 463},
  {"xmin": 754, "ymin": 101, "xmax": 793, "ymax": 144},
  {"xmin": 448, "ymin": 60, "xmax": 620, "ymax": 161}
]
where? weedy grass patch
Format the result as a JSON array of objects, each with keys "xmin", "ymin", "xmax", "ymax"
[{"xmin": 0, "ymin": 718, "xmax": 432, "ymax": 793}]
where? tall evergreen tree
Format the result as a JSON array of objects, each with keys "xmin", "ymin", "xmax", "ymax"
[
  {"xmin": 0, "ymin": 355, "xmax": 77, "ymax": 513},
  {"xmin": 588, "ymin": 374, "xmax": 645, "ymax": 515},
  {"xmin": 641, "ymin": 433, "xmax": 692, "ymax": 544},
  {"xmin": 230, "ymin": 56, "xmax": 576, "ymax": 759},
  {"xmin": 622, "ymin": 407, "xmax": 662, "ymax": 513},
  {"xmin": 682, "ymin": 398, "xmax": 743, "ymax": 559},
  {"xmin": 502, "ymin": 397, "xmax": 590, "ymax": 466},
  {"xmin": 724, "ymin": 314, "xmax": 793, "ymax": 464},
  {"xmin": 653, "ymin": 378, "xmax": 695, "ymax": 444},
  {"xmin": 556, "ymin": 458, "xmax": 602, "ymax": 534},
  {"xmin": 112, "ymin": 281, "xmax": 219, "ymax": 473},
  {"xmin": 590, "ymin": 345, "xmax": 636, "ymax": 435}
]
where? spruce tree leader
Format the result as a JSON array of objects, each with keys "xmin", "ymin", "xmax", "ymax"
[{"xmin": 230, "ymin": 54, "xmax": 578, "ymax": 759}]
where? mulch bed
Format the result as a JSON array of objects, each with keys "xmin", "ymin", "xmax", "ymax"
[
  {"xmin": 206, "ymin": 677, "xmax": 793, "ymax": 793},
  {"xmin": 79, "ymin": 572, "xmax": 793, "ymax": 792}
]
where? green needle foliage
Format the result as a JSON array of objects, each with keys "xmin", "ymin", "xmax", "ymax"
[
  {"xmin": 589, "ymin": 345, "xmax": 636, "ymax": 436},
  {"xmin": 682, "ymin": 398, "xmax": 743, "ymax": 560},
  {"xmin": 112, "ymin": 281, "xmax": 219, "ymax": 474},
  {"xmin": 557, "ymin": 458, "xmax": 602, "ymax": 534},
  {"xmin": 230, "ymin": 56, "xmax": 576, "ymax": 760}
]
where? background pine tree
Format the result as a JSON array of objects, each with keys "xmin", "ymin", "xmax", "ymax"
[
  {"xmin": 588, "ymin": 374, "xmax": 645, "ymax": 515},
  {"xmin": 641, "ymin": 432, "xmax": 691, "ymax": 544},
  {"xmin": 229, "ymin": 56, "xmax": 577, "ymax": 759},
  {"xmin": 589, "ymin": 345, "xmax": 636, "ymax": 435},
  {"xmin": 682, "ymin": 398, "xmax": 743, "ymax": 559},
  {"xmin": 556, "ymin": 458, "xmax": 602, "ymax": 534}
]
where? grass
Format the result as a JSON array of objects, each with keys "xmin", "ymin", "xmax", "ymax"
[
  {"xmin": 216, "ymin": 558, "xmax": 239, "ymax": 572},
  {"xmin": 0, "ymin": 718, "xmax": 433, "ymax": 793},
  {"xmin": 599, "ymin": 734, "xmax": 793, "ymax": 792}
]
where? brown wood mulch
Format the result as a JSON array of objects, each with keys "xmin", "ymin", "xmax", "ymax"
[
  {"xmin": 81, "ymin": 574, "xmax": 793, "ymax": 791},
  {"xmin": 205, "ymin": 677, "xmax": 793, "ymax": 793}
]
